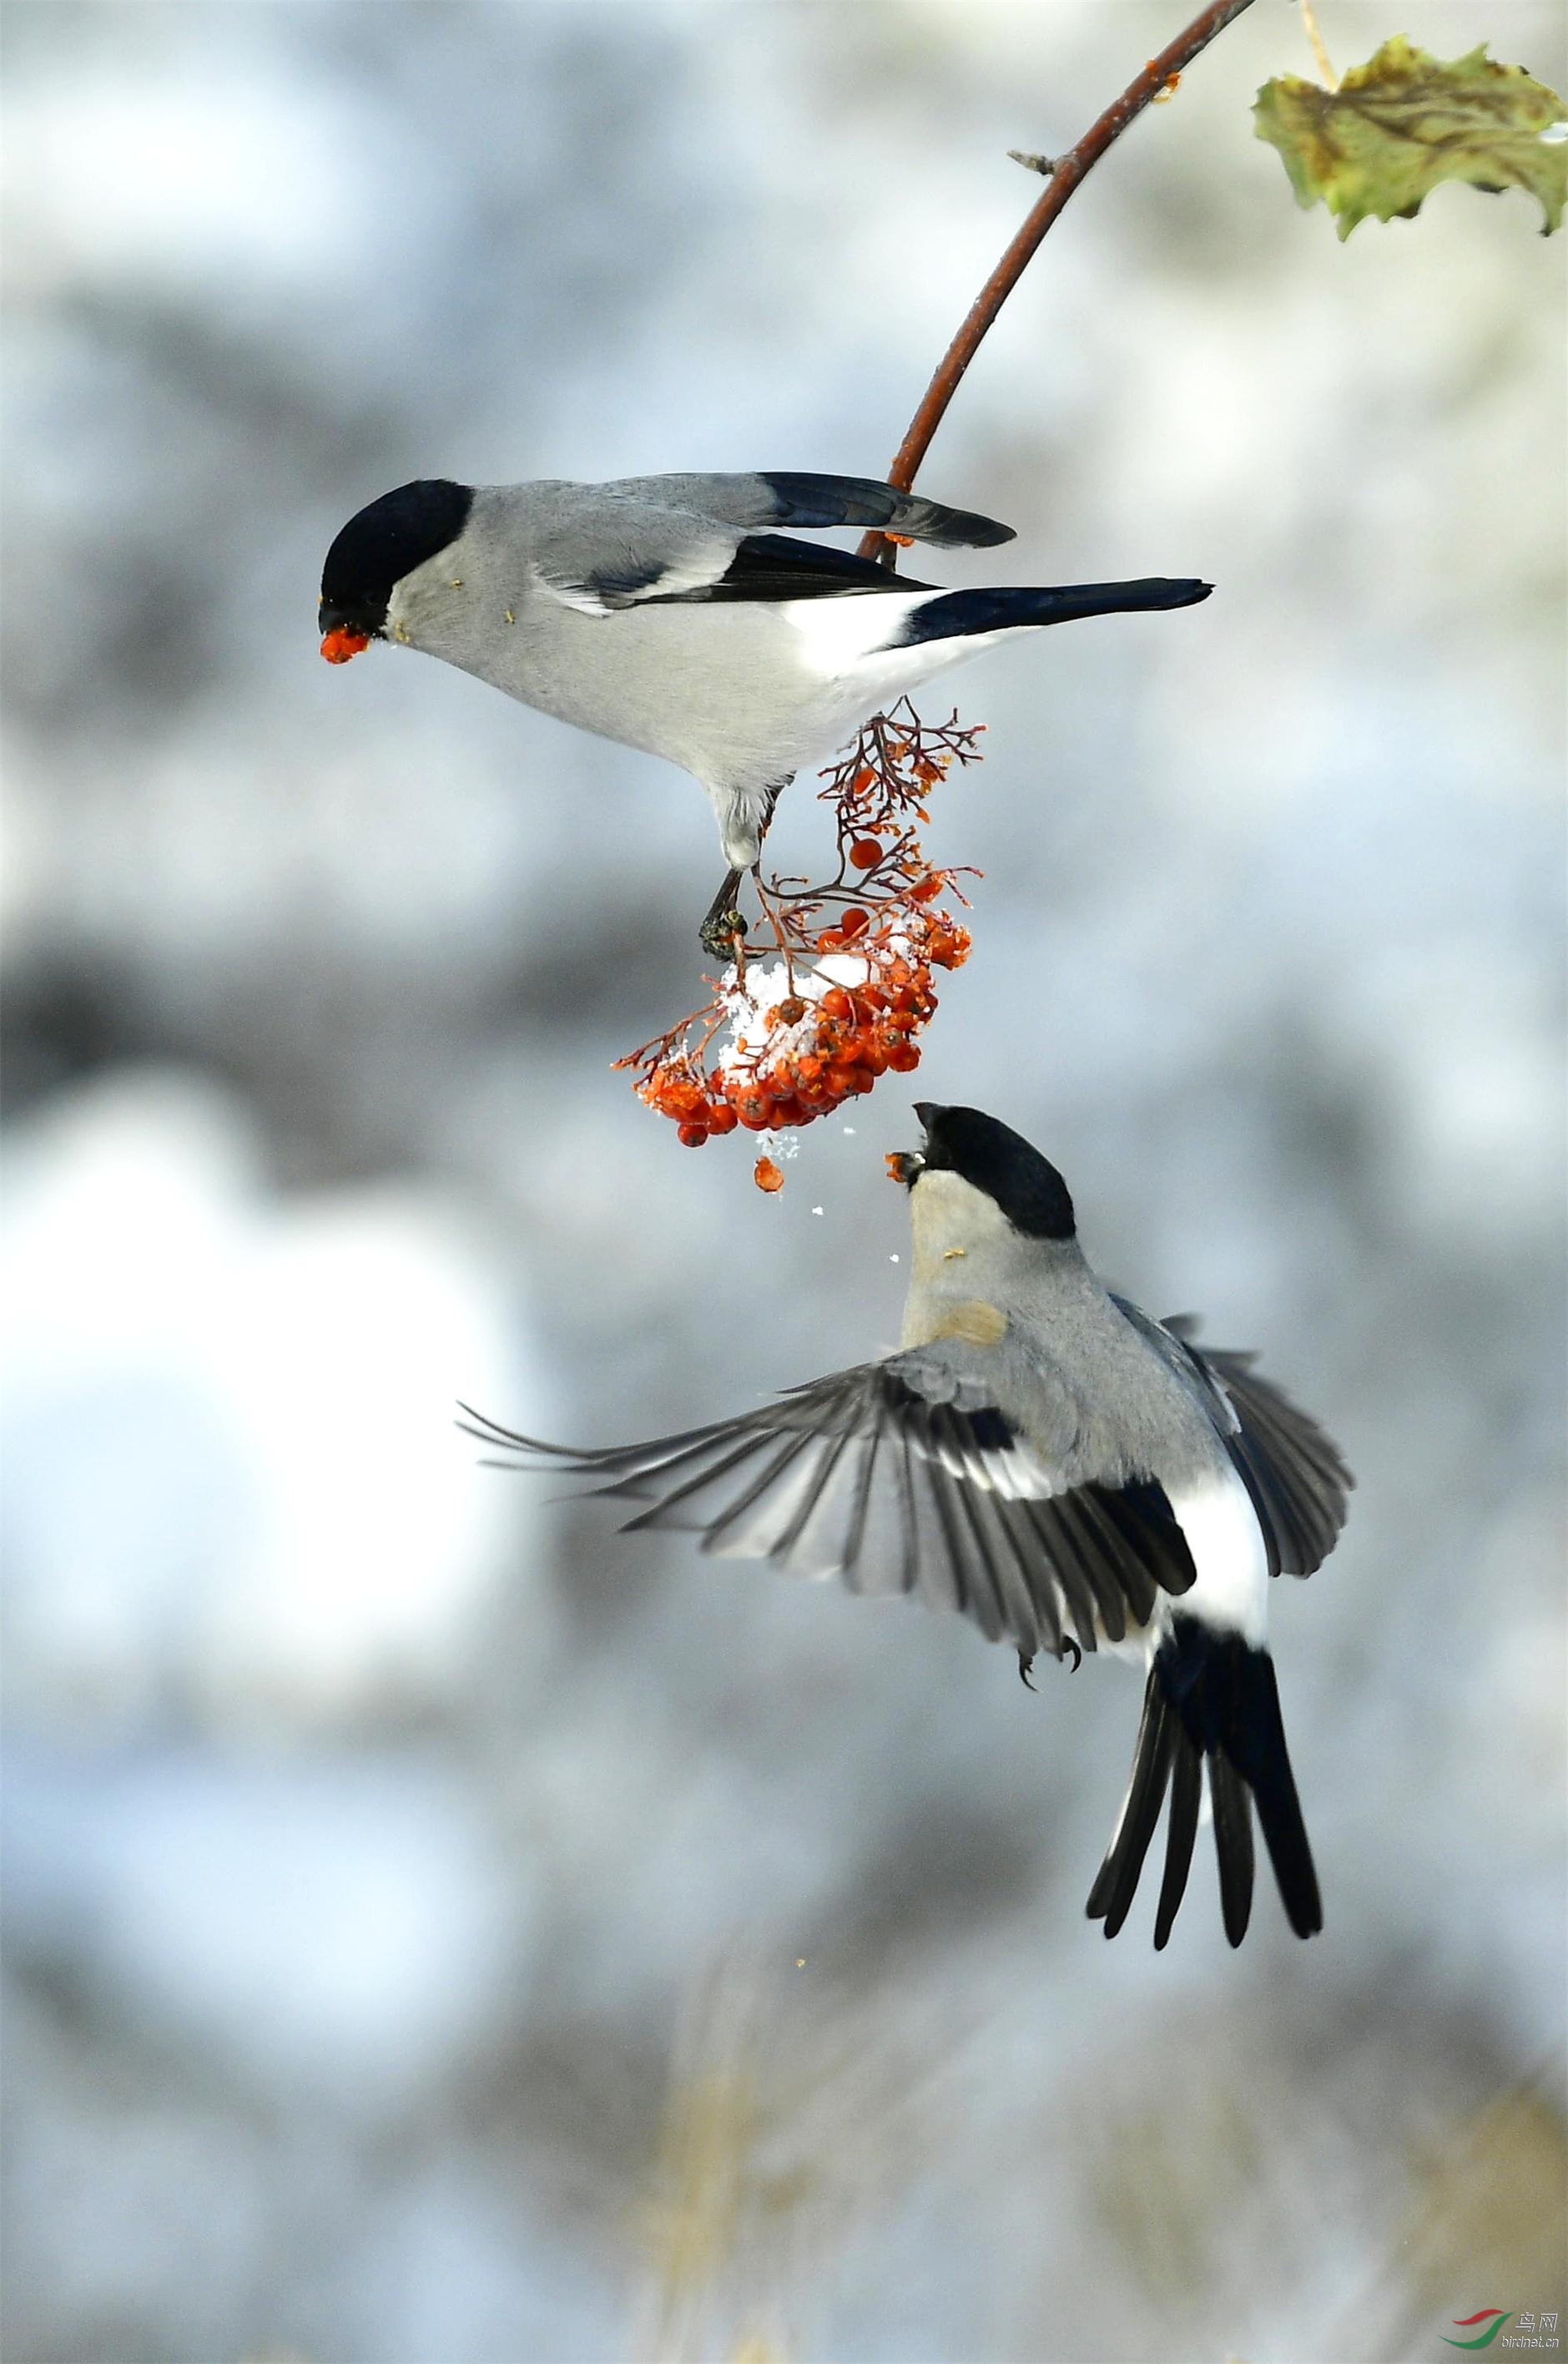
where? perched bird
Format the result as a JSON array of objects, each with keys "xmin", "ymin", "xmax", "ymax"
[
  {"xmin": 318, "ymin": 472, "xmax": 1211, "ymax": 948},
  {"xmin": 464, "ymin": 1104, "xmax": 1352, "ymax": 1947}
]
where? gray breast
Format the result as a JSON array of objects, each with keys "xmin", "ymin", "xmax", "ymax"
[{"xmin": 396, "ymin": 532, "xmax": 845, "ymax": 795}]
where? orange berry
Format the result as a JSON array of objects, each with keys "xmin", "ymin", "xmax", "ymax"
[
  {"xmin": 909, "ymin": 874, "xmax": 943, "ymax": 903},
  {"xmin": 777, "ymin": 995, "xmax": 807, "ymax": 1025},
  {"xmin": 851, "ymin": 767, "xmax": 876, "ymax": 796},
  {"xmin": 320, "ymin": 627, "xmax": 371, "ymax": 664},
  {"xmin": 754, "ymin": 1156, "xmax": 784, "ymax": 1193},
  {"xmin": 839, "ymin": 907, "xmax": 870, "ymax": 938},
  {"xmin": 819, "ymin": 987, "xmax": 851, "ymax": 1022},
  {"xmin": 888, "ymin": 1042, "xmax": 921, "ymax": 1072},
  {"xmin": 707, "ymin": 1102, "xmax": 738, "ymax": 1134},
  {"xmin": 849, "ymin": 837, "xmax": 881, "ymax": 871}
]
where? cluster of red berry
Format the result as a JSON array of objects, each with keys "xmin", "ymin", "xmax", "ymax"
[
  {"xmin": 618, "ymin": 702, "xmax": 982, "ymax": 1190},
  {"xmin": 639, "ymin": 907, "xmax": 971, "ymax": 1143}
]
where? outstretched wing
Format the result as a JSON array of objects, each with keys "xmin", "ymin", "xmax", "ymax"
[
  {"xmin": 1195, "ymin": 1346, "xmax": 1353, "ymax": 1579},
  {"xmin": 522, "ymin": 471, "xmax": 1012, "ymax": 616},
  {"xmin": 1112, "ymin": 1301, "xmax": 1354, "ymax": 1579},
  {"xmin": 461, "ymin": 1345, "xmax": 1196, "ymax": 1664}
]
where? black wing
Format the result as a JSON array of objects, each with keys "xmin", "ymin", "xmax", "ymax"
[
  {"xmin": 1195, "ymin": 1345, "xmax": 1353, "ymax": 1579},
  {"xmin": 461, "ymin": 1351, "xmax": 1197, "ymax": 1664},
  {"xmin": 633, "ymin": 470, "xmax": 1015, "ymax": 548},
  {"xmin": 654, "ymin": 533, "xmax": 938, "ymax": 604},
  {"xmin": 526, "ymin": 472, "xmax": 1009, "ymax": 614}
]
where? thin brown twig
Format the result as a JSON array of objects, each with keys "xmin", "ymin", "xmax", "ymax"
[{"xmin": 858, "ymin": 0, "xmax": 1260, "ymax": 558}]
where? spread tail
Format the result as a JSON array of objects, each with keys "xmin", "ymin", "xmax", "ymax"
[{"xmin": 1086, "ymin": 1612, "xmax": 1321, "ymax": 1947}]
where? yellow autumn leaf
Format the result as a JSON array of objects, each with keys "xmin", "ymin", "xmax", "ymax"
[{"xmin": 1254, "ymin": 35, "xmax": 1568, "ymax": 238}]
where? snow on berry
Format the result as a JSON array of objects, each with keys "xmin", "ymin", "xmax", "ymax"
[{"xmin": 615, "ymin": 700, "xmax": 981, "ymax": 1190}]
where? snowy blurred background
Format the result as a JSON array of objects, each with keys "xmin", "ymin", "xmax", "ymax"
[{"xmin": 3, "ymin": 2, "xmax": 1564, "ymax": 2357}]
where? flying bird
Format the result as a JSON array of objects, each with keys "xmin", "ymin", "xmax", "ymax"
[
  {"xmin": 318, "ymin": 472, "xmax": 1211, "ymax": 949},
  {"xmin": 462, "ymin": 1104, "xmax": 1351, "ymax": 1947}
]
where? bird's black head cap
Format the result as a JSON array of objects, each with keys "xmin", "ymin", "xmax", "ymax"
[
  {"xmin": 319, "ymin": 478, "xmax": 474, "ymax": 636},
  {"xmin": 913, "ymin": 1103, "xmax": 1076, "ymax": 1240}
]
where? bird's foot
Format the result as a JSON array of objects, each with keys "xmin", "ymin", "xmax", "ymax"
[
  {"xmin": 1062, "ymin": 1635, "xmax": 1082, "ymax": 1673},
  {"xmin": 1018, "ymin": 1650, "xmax": 1036, "ymax": 1691},
  {"xmin": 698, "ymin": 869, "xmax": 748, "ymax": 961},
  {"xmin": 698, "ymin": 903, "xmax": 748, "ymax": 962}
]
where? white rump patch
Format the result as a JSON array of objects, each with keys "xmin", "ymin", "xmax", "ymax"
[
  {"xmin": 781, "ymin": 590, "xmax": 1034, "ymax": 738},
  {"xmin": 1163, "ymin": 1467, "xmax": 1269, "ymax": 1645},
  {"xmin": 782, "ymin": 590, "xmax": 937, "ymax": 676}
]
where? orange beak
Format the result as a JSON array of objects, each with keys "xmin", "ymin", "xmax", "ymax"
[{"xmin": 320, "ymin": 627, "xmax": 371, "ymax": 664}]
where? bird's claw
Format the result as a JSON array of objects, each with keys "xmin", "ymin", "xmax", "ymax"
[
  {"xmin": 1020, "ymin": 1634, "xmax": 1081, "ymax": 1687},
  {"xmin": 698, "ymin": 906, "xmax": 747, "ymax": 960}
]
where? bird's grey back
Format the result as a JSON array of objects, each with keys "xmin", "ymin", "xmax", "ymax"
[{"xmin": 900, "ymin": 1218, "xmax": 1238, "ymax": 1493}]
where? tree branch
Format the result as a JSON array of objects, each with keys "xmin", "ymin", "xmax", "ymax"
[{"xmin": 859, "ymin": 0, "xmax": 1260, "ymax": 558}]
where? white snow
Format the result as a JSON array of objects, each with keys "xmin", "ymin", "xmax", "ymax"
[{"xmin": 714, "ymin": 947, "xmax": 869, "ymax": 1080}]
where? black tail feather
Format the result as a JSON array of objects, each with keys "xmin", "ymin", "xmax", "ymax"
[
  {"xmin": 1154, "ymin": 1740, "xmax": 1202, "ymax": 1950},
  {"xmin": 1209, "ymin": 1755, "xmax": 1256, "ymax": 1947},
  {"xmin": 1084, "ymin": 1685, "xmax": 1173, "ymax": 1937},
  {"xmin": 1234, "ymin": 1653, "xmax": 1322, "ymax": 1938},
  {"xmin": 896, "ymin": 578, "xmax": 1212, "ymax": 646},
  {"xmin": 1087, "ymin": 1614, "xmax": 1321, "ymax": 1947}
]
